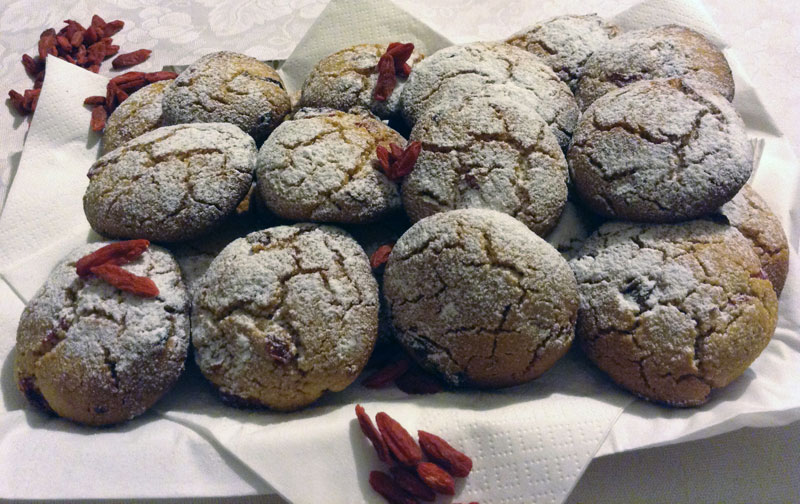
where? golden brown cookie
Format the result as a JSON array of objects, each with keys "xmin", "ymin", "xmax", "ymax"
[
  {"xmin": 384, "ymin": 209, "xmax": 579, "ymax": 388},
  {"xmin": 570, "ymin": 220, "xmax": 778, "ymax": 407}
]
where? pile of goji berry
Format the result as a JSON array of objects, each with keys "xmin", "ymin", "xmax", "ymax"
[
  {"xmin": 75, "ymin": 239, "xmax": 159, "ymax": 298},
  {"xmin": 356, "ymin": 405, "xmax": 478, "ymax": 504},
  {"xmin": 83, "ymin": 70, "xmax": 178, "ymax": 132},
  {"xmin": 376, "ymin": 142, "xmax": 423, "ymax": 181},
  {"xmin": 8, "ymin": 15, "xmax": 153, "ymax": 116},
  {"xmin": 373, "ymin": 42, "xmax": 415, "ymax": 102}
]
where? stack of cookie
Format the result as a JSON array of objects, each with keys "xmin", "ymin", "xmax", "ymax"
[{"xmin": 15, "ymin": 15, "xmax": 789, "ymax": 426}]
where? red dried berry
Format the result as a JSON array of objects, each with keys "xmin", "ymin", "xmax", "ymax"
[
  {"xmin": 355, "ymin": 404, "xmax": 390, "ymax": 462},
  {"xmin": 418, "ymin": 430, "xmax": 473, "ymax": 477},
  {"xmin": 363, "ymin": 356, "xmax": 409, "ymax": 388},
  {"xmin": 8, "ymin": 90, "xmax": 27, "ymax": 115},
  {"xmin": 145, "ymin": 70, "xmax": 178, "ymax": 83},
  {"xmin": 375, "ymin": 412, "xmax": 423, "ymax": 466},
  {"xmin": 390, "ymin": 466, "xmax": 436, "ymax": 502},
  {"xmin": 89, "ymin": 263, "xmax": 159, "ymax": 298},
  {"xmin": 373, "ymin": 53, "xmax": 397, "ymax": 102},
  {"xmin": 416, "ymin": 462, "xmax": 455, "ymax": 495},
  {"xmin": 369, "ymin": 244, "xmax": 394, "ymax": 271},
  {"xmin": 369, "ymin": 471, "xmax": 418, "ymax": 504},
  {"xmin": 75, "ymin": 239, "xmax": 150, "ymax": 276},
  {"xmin": 90, "ymin": 105, "xmax": 107, "ymax": 131},
  {"xmin": 112, "ymin": 49, "xmax": 151, "ymax": 69}
]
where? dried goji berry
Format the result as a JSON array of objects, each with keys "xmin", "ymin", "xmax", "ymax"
[
  {"xmin": 117, "ymin": 77, "xmax": 147, "ymax": 93},
  {"xmin": 355, "ymin": 404, "xmax": 390, "ymax": 462},
  {"xmin": 416, "ymin": 462, "xmax": 455, "ymax": 495},
  {"xmin": 373, "ymin": 53, "xmax": 396, "ymax": 102},
  {"xmin": 375, "ymin": 412, "xmax": 422, "ymax": 466},
  {"xmin": 21, "ymin": 54, "xmax": 43, "ymax": 76},
  {"xmin": 145, "ymin": 71, "xmax": 178, "ymax": 83},
  {"xmin": 103, "ymin": 20, "xmax": 125, "ymax": 37},
  {"xmin": 390, "ymin": 466, "xmax": 436, "ymax": 502},
  {"xmin": 369, "ymin": 471, "xmax": 418, "ymax": 504},
  {"xmin": 75, "ymin": 239, "xmax": 150, "ymax": 277},
  {"xmin": 391, "ymin": 141, "xmax": 421, "ymax": 179},
  {"xmin": 83, "ymin": 95, "xmax": 106, "ymax": 106},
  {"xmin": 112, "ymin": 49, "xmax": 151, "ymax": 69},
  {"xmin": 8, "ymin": 90, "xmax": 27, "ymax": 115},
  {"xmin": 90, "ymin": 105, "xmax": 107, "ymax": 131},
  {"xmin": 418, "ymin": 430, "xmax": 473, "ymax": 477},
  {"xmin": 376, "ymin": 144, "xmax": 391, "ymax": 172},
  {"xmin": 38, "ymin": 31, "xmax": 57, "ymax": 60},
  {"xmin": 89, "ymin": 263, "xmax": 159, "ymax": 298},
  {"xmin": 70, "ymin": 30, "xmax": 84, "ymax": 48},
  {"xmin": 56, "ymin": 35, "xmax": 72, "ymax": 54},
  {"xmin": 386, "ymin": 42, "xmax": 415, "ymax": 77},
  {"xmin": 363, "ymin": 356, "xmax": 408, "ymax": 388},
  {"xmin": 369, "ymin": 244, "xmax": 394, "ymax": 271}
]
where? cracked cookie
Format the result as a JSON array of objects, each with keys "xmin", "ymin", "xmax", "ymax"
[
  {"xmin": 84, "ymin": 123, "xmax": 257, "ymax": 242},
  {"xmin": 570, "ymin": 220, "xmax": 778, "ymax": 407},
  {"xmin": 400, "ymin": 42, "xmax": 579, "ymax": 150},
  {"xmin": 102, "ymin": 79, "xmax": 172, "ymax": 154},
  {"xmin": 192, "ymin": 224, "xmax": 379, "ymax": 411},
  {"xmin": 575, "ymin": 24, "xmax": 734, "ymax": 111},
  {"xmin": 298, "ymin": 43, "xmax": 424, "ymax": 118},
  {"xmin": 713, "ymin": 185, "xmax": 790, "ymax": 296},
  {"xmin": 256, "ymin": 109, "xmax": 404, "ymax": 223},
  {"xmin": 383, "ymin": 209, "xmax": 579, "ymax": 388},
  {"xmin": 402, "ymin": 88, "xmax": 568, "ymax": 236},
  {"xmin": 506, "ymin": 13, "xmax": 619, "ymax": 92},
  {"xmin": 162, "ymin": 51, "xmax": 290, "ymax": 145},
  {"xmin": 568, "ymin": 78, "xmax": 752, "ymax": 222},
  {"xmin": 14, "ymin": 242, "xmax": 190, "ymax": 426}
]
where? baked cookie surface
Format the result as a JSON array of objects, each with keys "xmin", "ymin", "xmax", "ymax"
[
  {"xmin": 256, "ymin": 109, "xmax": 404, "ymax": 223},
  {"xmin": 162, "ymin": 51, "xmax": 290, "ymax": 144},
  {"xmin": 506, "ymin": 14, "xmax": 619, "ymax": 91},
  {"xmin": 570, "ymin": 220, "xmax": 778, "ymax": 406},
  {"xmin": 400, "ymin": 42, "xmax": 579, "ymax": 150},
  {"xmin": 191, "ymin": 224, "xmax": 378, "ymax": 411},
  {"xmin": 102, "ymin": 79, "xmax": 172, "ymax": 154},
  {"xmin": 384, "ymin": 209, "xmax": 579, "ymax": 388},
  {"xmin": 84, "ymin": 123, "xmax": 256, "ymax": 242},
  {"xmin": 402, "ymin": 87, "xmax": 568, "ymax": 236},
  {"xmin": 15, "ymin": 243, "xmax": 190, "ymax": 425},
  {"xmin": 575, "ymin": 24, "xmax": 734, "ymax": 110},
  {"xmin": 568, "ymin": 78, "xmax": 752, "ymax": 222}
]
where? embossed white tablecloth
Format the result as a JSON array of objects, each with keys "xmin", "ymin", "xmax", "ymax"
[{"xmin": 0, "ymin": 0, "xmax": 798, "ymax": 502}]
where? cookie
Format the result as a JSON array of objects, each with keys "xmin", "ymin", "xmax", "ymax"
[
  {"xmin": 575, "ymin": 24, "xmax": 734, "ymax": 110},
  {"xmin": 400, "ymin": 42, "xmax": 579, "ymax": 150},
  {"xmin": 102, "ymin": 79, "xmax": 172, "ymax": 154},
  {"xmin": 402, "ymin": 88, "xmax": 568, "ymax": 236},
  {"xmin": 14, "ymin": 242, "xmax": 190, "ymax": 426},
  {"xmin": 506, "ymin": 14, "xmax": 619, "ymax": 91},
  {"xmin": 570, "ymin": 221, "xmax": 778, "ymax": 406},
  {"xmin": 84, "ymin": 123, "xmax": 257, "ymax": 242},
  {"xmin": 298, "ymin": 43, "xmax": 425, "ymax": 118},
  {"xmin": 568, "ymin": 78, "xmax": 752, "ymax": 222},
  {"xmin": 714, "ymin": 185, "xmax": 790, "ymax": 296},
  {"xmin": 192, "ymin": 224, "xmax": 379, "ymax": 411},
  {"xmin": 256, "ymin": 109, "xmax": 404, "ymax": 223},
  {"xmin": 383, "ymin": 209, "xmax": 579, "ymax": 388},
  {"xmin": 162, "ymin": 51, "xmax": 291, "ymax": 144}
]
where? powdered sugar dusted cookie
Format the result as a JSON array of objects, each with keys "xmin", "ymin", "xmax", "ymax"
[
  {"xmin": 570, "ymin": 221, "xmax": 778, "ymax": 406},
  {"xmin": 714, "ymin": 185, "xmax": 790, "ymax": 296},
  {"xmin": 402, "ymin": 88, "xmax": 568, "ymax": 236},
  {"xmin": 298, "ymin": 43, "xmax": 424, "ymax": 118},
  {"xmin": 568, "ymin": 78, "xmax": 752, "ymax": 222},
  {"xmin": 192, "ymin": 224, "xmax": 378, "ymax": 411},
  {"xmin": 162, "ymin": 51, "xmax": 290, "ymax": 144},
  {"xmin": 401, "ymin": 42, "xmax": 579, "ymax": 150},
  {"xmin": 256, "ymin": 109, "xmax": 404, "ymax": 223},
  {"xmin": 576, "ymin": 24, "xmax": 734, "ymax": 110},
  {"xmin": 506, "ymin": 14, "xmax": 619, "ymax": 91},
  {"xmin": 384, "ymin": 209, "xmax": 579, "ymax": 388},
  {"xmin": 102, "ymin": 79, "xmax": 172, "ymax": 154},
  {"xmin": 15, "ymin": 242, "xmax": 190, "ymax": 426},
  {"xmin": 84, "ymin": 123, "xmax": 257, "ymax": 242}
]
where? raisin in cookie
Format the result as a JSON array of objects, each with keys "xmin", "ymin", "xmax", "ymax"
[
  {"xmin": 84, "ymin": 123, "xmax": 257, "ymax": 242},
  {"xmin": 298, "ymin": 43, "xmax": 424, "ymax": 118},
  {"xmin": 400, "ymin": 42, "xmax": 579, "ymax": 150},
  {"xmin": 568, "ymin": 78, "xmax": 752, "ymax": 222},
  {"xmin": 103, "ymin": 79, "xmax": 172, "ymax": 153},
  {"xmin": 575, "ymin": 24, "xmax": 734, "ymax": 110},
  {"xmin": 162, "ymin": 51, "xmax": 290, "ymax": 144},
  {"xmin": 402, "ymin": 88, "xmax": 568, "ymax": 236},
  {"xmin": 570, "ymin": 221, "xmax": 778, "ymax": 406},
  {"xmin": 192, "ymin": 224, "xmax": 378, "ymax": 411},
  {"xmin": 256, "ymin": 109, "xmax": 404, "ymax": 223},
  {"xmin": 506, "ymin": 14, "xmax": 619, "ymax": 92},
  {"xmin": 384, "ymin": 209, "xmax": 579, "ymax": 388},
  {"xmin": 714, "ymin": 185, "xmax": 790, "ymax": 296},
  {"xmin": 15, "ymin": 242, "xmax": 189, "ymax": 426}
]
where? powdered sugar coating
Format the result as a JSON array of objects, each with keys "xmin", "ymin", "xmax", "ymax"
[
  {"xmin": 506, "ymin": 14, "xmax": 619, "ymax": 91},
  {"xmin": 568, "ymin": 78, "xmax": 752, "ymax": 222},
  {"xmin": 400, "ymin": 42, "xmax": 579, "ymax": 150},
  {"xmin": 384, "ymin": 209, "xmax": 578, "ymax": 388},
  {"xmin": 103, "ymin": 80, "xmax": 172, "ymax": 154},
  {"xmin": 570, "ymin": 220, "xmax": 778, "ymax": 406},
  {"xmin": 84, "ymin": 123, "xmax": 257, "ymax": 242},
  {"xmin": 192, "ymin": 224, "xmax": 378, "ymax": 411},
  {"xmin": 403, "ymin": 88, "xmax": 568, "ymax": 236},
  {"xmin": 715, "ymin": 185, "xmax": 790, "ymax": 296},
  {"xmin": 162, "ymin": 51, "xmax": 290, "ymax": 145},
  {"xmin": 298, "ymin": 43, "xmax": 424, "ymax": 118},
  {"xmin": 256, "ymin": 109, "xmax": 404, "ymax": 223},
  {"xmin": 14, "ymin": 242, "xmax": 189, "ymax": 425},
  {"xmin": 575, "ymin": 24, "xmax": 734, "ymax": 111}
]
